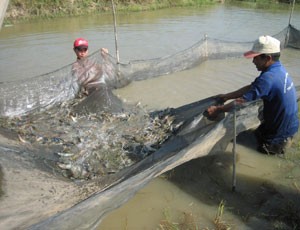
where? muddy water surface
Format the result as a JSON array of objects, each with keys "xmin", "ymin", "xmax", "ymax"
[
  {"xmin": 1, "ymin": 3, "xmax": 300, "ymax": 229},
  {"xmin": 100, "ymin": 52, "xmax": 300, "ymax": 229}
]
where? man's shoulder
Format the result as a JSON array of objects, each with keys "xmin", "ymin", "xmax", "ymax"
[{"xmin": 269, "ymin": 61, "xmax": 286, "ymax": 72}]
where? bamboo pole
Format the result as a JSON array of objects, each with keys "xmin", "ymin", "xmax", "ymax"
[
  {"xmin": 232, "ymin": 102, "xmax": 237, "ymax": 192},
  {"xmin": 0, "ymin": 0, "xmax": 9, "ymax": 30},
  {"xmin": 111, "ymin": 0, "xmax": 120, "ymax": 64},
  {"xmin": 288, "ymin": 0, "xmax": 296, "ymax": 26}
]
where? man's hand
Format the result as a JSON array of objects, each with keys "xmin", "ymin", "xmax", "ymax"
[
  {"xmin": 204, "ymin": 105, "xmax": 224, "ymax": 120},
  {"xmin": 101, "ymin": 48, "xmax": 109, "ymax": 56},
  {"xmin": 205, "ymin": 97, "xmax": 246, "ymax": 120}
]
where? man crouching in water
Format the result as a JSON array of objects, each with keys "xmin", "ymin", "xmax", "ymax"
[
  {"xmin": 206, "ymin": 35, "xmax": 299, "ymax": 155},
  {"xmin": 71, "ymin": 38, "xmax": 124, "ymax": 114}
]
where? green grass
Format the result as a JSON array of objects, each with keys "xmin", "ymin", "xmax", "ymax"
[
  {"xmin": 6, "ymin": 0, "xmax": 297, "ymax": 23},
  {"xmin": 158, "ymin": 202, "xmax": 232, "ymax": 230}
]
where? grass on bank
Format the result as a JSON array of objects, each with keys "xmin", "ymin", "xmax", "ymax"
[
  {"xmin": 5, "ymin": 0, "xmax": 216, "ymax": 23},
  {"xmin": 5, "ymin": 0, "xmax": 299, "ymax": 24}
]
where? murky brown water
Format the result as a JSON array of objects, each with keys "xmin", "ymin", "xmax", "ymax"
[
  {"xmin": 1, "ymin": 3, "xmax": 300, "ymax": 229},
  {"xmin": 0, "ymin": 4, "xmax": 299, "ymax": 81},
  {"xmin": 101, "ymin": 52, "xmax": 300, "ymax": 229}
]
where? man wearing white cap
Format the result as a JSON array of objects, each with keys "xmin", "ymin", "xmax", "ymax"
[{"xmin": 206, "ymin": 35, "xmax": 299, "ymax": 155}]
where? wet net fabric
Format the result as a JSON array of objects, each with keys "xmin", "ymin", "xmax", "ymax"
[
  {"xmin": 0, "ymin": 24, "xmax": 300, "ymax": 230},
  {"xmin": 1, "ymin": 24, "xmax": 299, "ymax": 118},
  {"xmin": 286, "ymin": 24, "xmax": 300, "ymax": 48}
]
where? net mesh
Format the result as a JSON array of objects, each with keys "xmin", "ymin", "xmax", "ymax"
[
  {"xmin": 0, "ymin": 24, "xmax": 300, "ymax": 230},
  {"xmin": 0, "ymin": 24, "xmax": 299, "ymax": 118}
]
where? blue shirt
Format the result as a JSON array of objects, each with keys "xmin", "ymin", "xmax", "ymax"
[{"xmin": 243, "ymin": 61, "xmax": 299, "ymax": 144}]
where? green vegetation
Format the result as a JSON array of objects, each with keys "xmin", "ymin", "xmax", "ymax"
[
  {"xmin": 5, "ymin": 0, "xmax": 298, "ymax": 23},
  {"xmin": 214, "ymin": 200, "xmax": 231, "ymax": 230},
  {"xmin": 158, "ymin": 202, "xmax": 231, "ymax": 230},
  {"xmin": 159, "ymin": 208, "xmax": 200, "ymax": 230},
  {"xmin": 228, "ymin": 0, "xmax": 299, "ymax": 11},
  {"xmin": 6, "ymin": 0, "xmax": 216, "ymax": 22}
]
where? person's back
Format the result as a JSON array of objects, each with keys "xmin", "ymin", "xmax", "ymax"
[
  {"xmin": 206, "ymin": 35, "xmax": 299, "ymax": 155},
  {"xmin": 257, "ymin": 61, "xmax": 298, "ymax": 145}
]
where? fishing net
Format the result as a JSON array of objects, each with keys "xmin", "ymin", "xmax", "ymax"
[
  {"xmin": 0, "ymin": 24, "xmax": 300, "ymax": 230},
  {"xmin": 1, "ymin": 24, "xmax": 299, "ymax": 118}
]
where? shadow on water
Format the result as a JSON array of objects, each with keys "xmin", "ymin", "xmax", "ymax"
[{"xmin": 165, "ymin": 131, "xmax": 300, "ymax": 229}]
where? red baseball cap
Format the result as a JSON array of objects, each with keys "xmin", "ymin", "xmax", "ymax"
[{"xmin": 74, "ymin": 38, "xmax": 88, "ymax": 48}]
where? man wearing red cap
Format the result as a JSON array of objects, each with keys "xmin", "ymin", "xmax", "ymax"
[
  {"xmin": 73, "ymin": 37, "xmax": 90, "ymax": 60},
  {"xmin": 206, "ymin": 35, "xmax": 299, "ymax": 155},
  {"xmin": 71, "ymin": 38, "xmax": 126, "ymax": 114},
  {"xmin": 72, "ymin": 38, "xmax": 109, "ymax": 96}
]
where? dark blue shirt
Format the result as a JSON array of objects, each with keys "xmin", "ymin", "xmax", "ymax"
[{"xmin": 243, "ymin": 61, "xmax": 299, "ymax": 144}]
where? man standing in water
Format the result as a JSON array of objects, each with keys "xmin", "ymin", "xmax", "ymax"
[
  {"xmin": 206, "ymin": 35, "xmax": 299, "ymax": 155},
  {"xmin": 71, "ymin": 38, "xmax": 125, "ymax": 114},
  {"xmin": 72, "ymin": 37, "xmax": 109, "ymax": 95}
]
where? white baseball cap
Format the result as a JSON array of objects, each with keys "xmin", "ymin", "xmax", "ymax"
[{"xmin": 244, "ymin": 35, "xmax": 280, "ymax": 58}]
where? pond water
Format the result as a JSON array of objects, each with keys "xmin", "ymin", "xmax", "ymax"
[
  {"xmin": 1, "ymin": 3, "xmax": 300, "ymax": 229},
  {"xmin": 1, "ymin": 3, "xmax": 299, "ymax": 81}
]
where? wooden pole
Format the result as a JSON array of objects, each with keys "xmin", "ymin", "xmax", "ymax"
[
  {"xmin": 232, "ymin": 102, "xmax": 237, "ymax": 192},
  {"xmin": 0, "ymin": 0, "xmax": 10, "ymax": 30},
  {"xmin": 111, "ymin": 0, "xmax": 120, "ymax": 64},
  {"xmin": 288, "ymin": 0, "xmax": 296, "ymax": 26}
]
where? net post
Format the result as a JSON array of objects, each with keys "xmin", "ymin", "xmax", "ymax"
[
  {"xmin": 0, "ymin": 0, "xmax": 9, "ymax": 30},
  {"xmin": 288, "ymin": 0, "xmax": 296, "ymax": 26},
  {"xmin": 111, "ymin": 0, "xmax": 120, "ymax": 64},
  {"xmin": 204, "ymin": 34, "xmax": 208, "ymax": 58},
  {"xmin": 285, "ymin": 0, "xmax": 295, "ymax": 47},
  {"xmin": 232, "ymin": 101, "xmax": 237, "ymax": 192}
]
